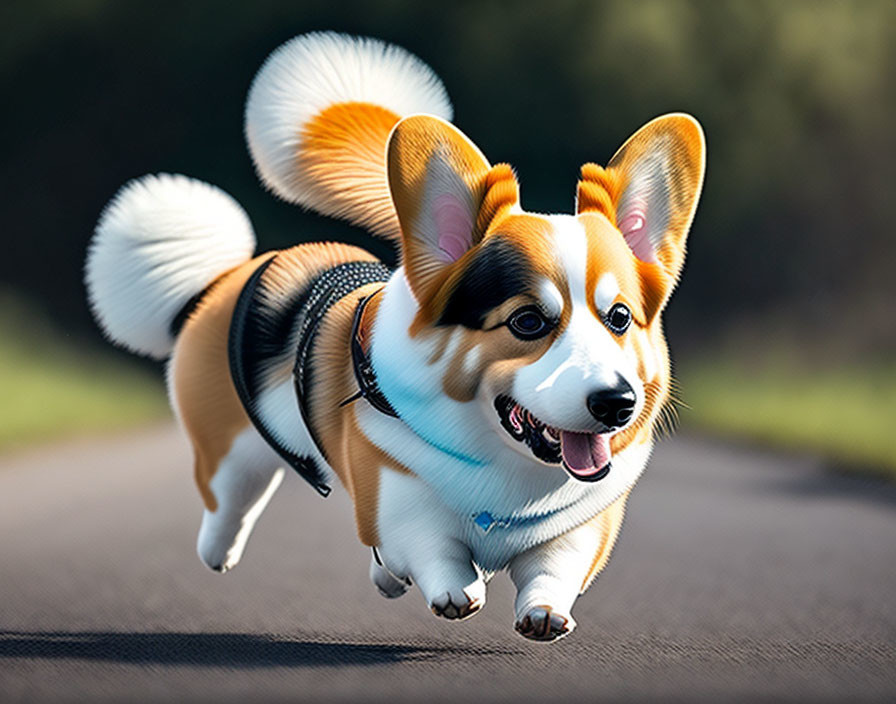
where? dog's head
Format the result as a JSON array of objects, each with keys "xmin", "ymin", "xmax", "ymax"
[{"xmin": 385, "ymin": 114, "xmax": 704, "ymax": 481}]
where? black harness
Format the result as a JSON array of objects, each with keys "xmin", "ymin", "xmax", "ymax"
[
  {"xmin": 228, "ymin": 256, "xmax": 395, "ymax": 498},
  {"xmin": 291, "ymin": 261, "xmax": 396, "ymax": 474},
  {"xmin": 339, "ymin": 292, "xmax": 399, "ymax": 418}
]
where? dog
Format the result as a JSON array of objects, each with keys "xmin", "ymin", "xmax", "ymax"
[{"xmin": 85, "ymin": 32, "xmax": 704, "ymax": 641}]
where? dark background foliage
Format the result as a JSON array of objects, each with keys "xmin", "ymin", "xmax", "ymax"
[{"xmin": 2, "ymin": 0, "xmax": 893, "ymax": 360}]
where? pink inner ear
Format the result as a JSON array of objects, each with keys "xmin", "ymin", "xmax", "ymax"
[
  {"xmin": 617, "ymin": 197, "xmax": 657, "ymax": 263},
  {"xmin": 434, "ymin": 193, "xmax": 474, "ymax": 262}
]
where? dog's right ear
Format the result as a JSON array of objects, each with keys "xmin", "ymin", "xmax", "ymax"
[{"xmin": 387, "ymin": 115, "xmax": 518, "ymax": 301}]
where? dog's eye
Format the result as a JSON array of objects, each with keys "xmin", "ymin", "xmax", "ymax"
[
  {"xmin": 507, "ymin": 307, "xmax": 551, "ymax": 340},
  {"xmin": 606, "ymin": 303, "xmax": 632, "ymax": 335}
]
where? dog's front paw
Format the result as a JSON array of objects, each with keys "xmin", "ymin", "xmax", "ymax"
[
  {"xmin": 429, "ymin": 588, "xmax": 484, "ymax": 620},
  {"xmin": 514, "ymin": 605, "xmax": 575, "ymax": 642}
]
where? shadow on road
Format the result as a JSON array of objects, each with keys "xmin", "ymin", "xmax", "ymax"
[{"xmin": 0, "ymin": 631, "xmax": 514, "ymax": 669}]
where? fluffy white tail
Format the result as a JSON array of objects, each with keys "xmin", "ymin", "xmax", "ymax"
[
  {"xmin": 85, "ymin": 174, "xmax": 256, "ymax": 359},
  {"xmin": 245, "ymin": 32, "xmax": 452, "ymax": 240}
]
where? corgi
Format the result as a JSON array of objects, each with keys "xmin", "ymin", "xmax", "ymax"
[{"xmin": 85, "ymin": 32, "xmax": 704, "ymax": 641}]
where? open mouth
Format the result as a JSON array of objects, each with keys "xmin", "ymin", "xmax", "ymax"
[{"xmin": 494, "ymin": 395, "xmax": 612, "ymax": 482}]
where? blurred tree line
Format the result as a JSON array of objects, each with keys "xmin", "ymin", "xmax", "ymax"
[{"xmin": 1, "ymin": 0, "xmax": 893, "ymax": 360}]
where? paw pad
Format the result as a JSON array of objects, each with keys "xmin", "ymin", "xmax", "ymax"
[
  {"xmin": 514, "ymin": 605, "xmax": 573, "ymax": 642},
  {"xmin": 430, "ymin": 591, "xmax": 483, "ymax": 621}
]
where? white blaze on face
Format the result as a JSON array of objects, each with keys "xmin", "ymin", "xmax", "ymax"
[
  {"xmin": 538, "ymin": 278, "xmax": 564, "ymax": 319},
  {"xmin": 594, "ymin": 272, "xmax": 620, "ymax": 312},
  {"xmin": 511, "ymin": 216, "xmax": 643, "ymax": 432}
]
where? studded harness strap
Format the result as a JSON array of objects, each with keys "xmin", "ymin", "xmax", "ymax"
[{"xmin": 290, "ymin": 262, "xmax": 396, "ymax": 488}]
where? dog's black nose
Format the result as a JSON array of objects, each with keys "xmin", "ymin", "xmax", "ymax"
[{"xmin": 587, "ymin": 379, "xmax": 636, "ymax": 430}]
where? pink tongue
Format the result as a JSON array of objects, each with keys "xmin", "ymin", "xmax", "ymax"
[{"xmin": 560, "ymin": 431, "xmax": 612, "ymax": 478}]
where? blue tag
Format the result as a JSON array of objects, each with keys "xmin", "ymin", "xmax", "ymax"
[{"xmin": 473, "ymin": 512, "xmax": 495, "ymax": 533}]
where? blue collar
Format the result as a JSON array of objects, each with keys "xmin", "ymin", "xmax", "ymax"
[{"xmin": 472, "ymin": 506, "xmax": 565, "ymax": 534}]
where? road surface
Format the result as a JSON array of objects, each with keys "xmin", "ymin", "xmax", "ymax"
[{"xmin": 1, "ymin": 424, "xmax": 894, "ymax": 702}]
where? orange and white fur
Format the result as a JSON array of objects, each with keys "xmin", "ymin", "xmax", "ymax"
[{"xmin": 85, "ymin": 32, "xmax": 704, "ymax": 641}]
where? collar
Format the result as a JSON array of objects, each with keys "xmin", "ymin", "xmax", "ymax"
[
  {"xmin": 342, "ymin": 290, "xmax": 399, "ymax": 418},
  {"xmin": 471, "ymin": 505, "xmax": 567, "ymax": 534}
]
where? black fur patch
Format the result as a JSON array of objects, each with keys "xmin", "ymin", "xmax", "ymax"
[
  {"xmin": 169, "ymin": 280, "xmax": 217, "ymax": 338},
  {"xmin": 437, "ymin": 238, "xmax": 535, "ymax": 329}
]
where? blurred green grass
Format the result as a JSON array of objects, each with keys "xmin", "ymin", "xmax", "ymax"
[
  {"xmin": 678, "ymin": 355, "xmax": 896, "ymax": 479},
  {"xmin": 0, "ymin": 299, "xmax": 168, "ymax": 453}
]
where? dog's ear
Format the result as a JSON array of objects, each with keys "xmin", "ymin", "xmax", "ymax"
[
  {"xmin": 388, "ymin": 115, "xmax": 519, "ymax": 300},
  {"xmin": 577, "ymin": 113, "xmax": 705, "ymax": 283}
]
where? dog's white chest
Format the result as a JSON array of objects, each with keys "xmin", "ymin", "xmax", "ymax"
[{"xmin": 359, "ymin": 401, "xmax": 652, "ymax": 571}]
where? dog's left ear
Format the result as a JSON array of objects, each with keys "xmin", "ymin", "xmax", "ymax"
[
  {"xmin": 388, "ymin": 115, "xmax": 519, "ymax": 301},
  {"xmin": 577, "ymin": 113, "xmax": 705, "ymax": 283}
]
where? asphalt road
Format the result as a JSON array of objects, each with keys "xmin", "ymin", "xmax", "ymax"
[{"xmin": 1, "ymin": 424, "xmax": 894, "ymax": 703}]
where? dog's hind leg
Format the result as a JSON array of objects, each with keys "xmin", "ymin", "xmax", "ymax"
[
  {"xmin": 369, "ymin": 548, "xmax": 411, "ymax": 599},
  {"xmin": 196, "ymin": 427, "xmax": 285, "ymax": 573}
]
